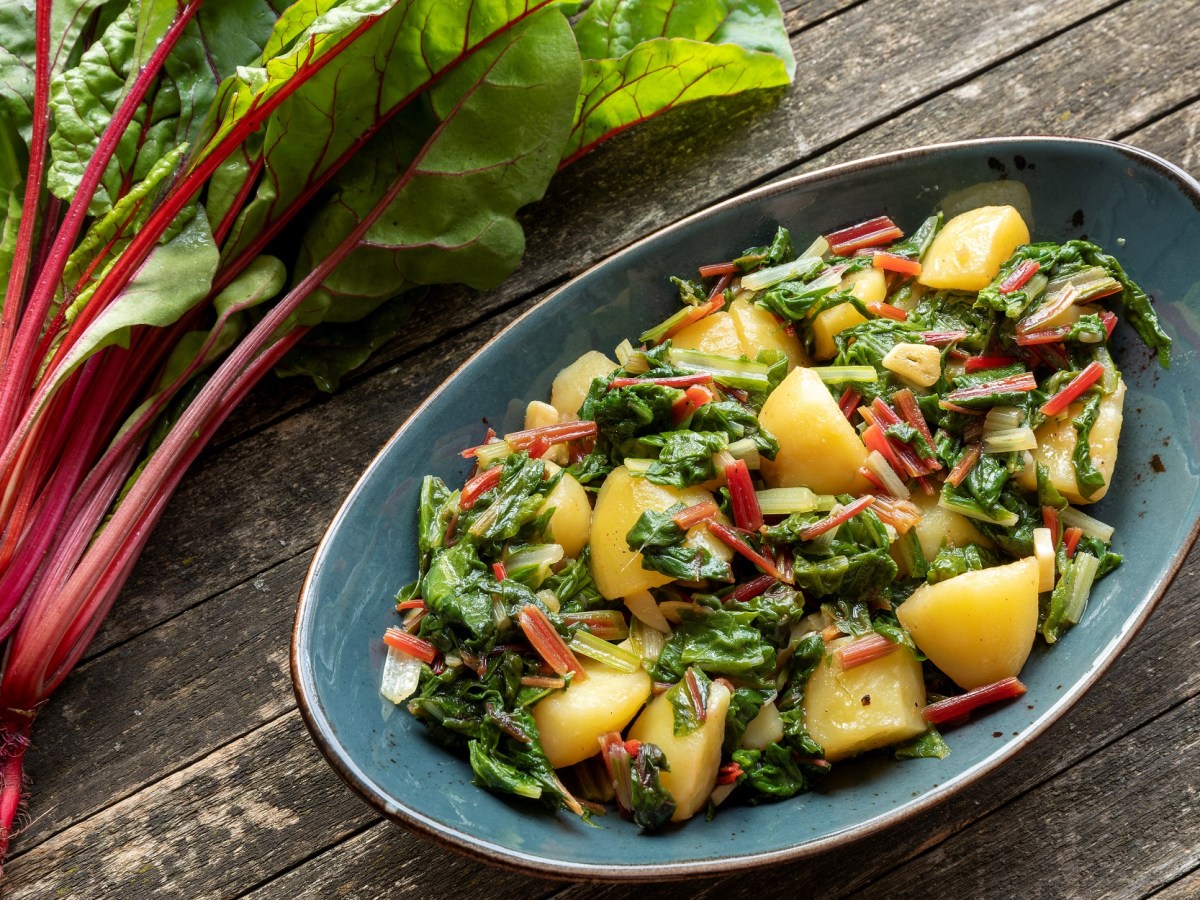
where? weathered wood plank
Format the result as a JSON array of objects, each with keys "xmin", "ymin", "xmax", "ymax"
[
  {"xmin": 793, "ymin": 0, "xmax": 1200, "ymax": 177},
  {"xmin": 851, "ymin": 696, "xmax": 1200, "ymax": 900},
  {"xmin": 1124, "ymin": 98, "xmax": 1200, "ymax": 173},
  {"xmin": 16, "ymin": 554, "xmax": 309, "ymax": 849},
  {"xmin": 1152, "ymin": 867, "xmax": 1200, "ymax": 900},
  {"xmin": 241, "ymin": 821, "xmax": 567, "ymax": 900},
  {"xmin": 5, "ymin": 715, "xmax": 375, "ymax": 899},
  {"xmin": 781, "ymin": 0, "xmax": 867, "ymax": 32}
]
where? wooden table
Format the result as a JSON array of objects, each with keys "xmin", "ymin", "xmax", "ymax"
[{"xmin": 6, "ymin": 1, "xmax": 1199, "ymax": 896}]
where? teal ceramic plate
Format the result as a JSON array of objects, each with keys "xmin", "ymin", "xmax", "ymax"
[{"xmin": 292, "ymin": 137, "xmax": 1200, "ymax": 880}]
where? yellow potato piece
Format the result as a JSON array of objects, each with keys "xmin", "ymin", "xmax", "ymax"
[
  {"xmin": 803, "ymin": 638, "xmax": 927, "ymax": 762},
  {"xmin": 918, "ymin": 205, "xmax": 1030, "ymax": 292},
  {"xmin": 729, "ymin": 297, "xmax": 810, "ymax": 369},
  {"xmin": 627, "ymin": 678, "xmax": 731, "ymax": 821},
  {"xmin": 897, "ymin": 556, "xmax": 1040, "ymax": 690},
  {"xmin": 810, "ymin": 268, "xmax": 885, "ymax": 361},
  {"xmin": 532, "ymin": 659, "xmax": 651, "ymax": 768},
  {"xmin": 670, "ymin": 311, "xmax": 744, "ymax": 357},
  {"xmin": 538, "ymin": 465, "xmax": 592, "ymax": 559},
  {"xmin": 1015, "ymin": 379, "xmax": 1125, "ymax": 504},
  {"xmin": 587, "ymin": 467, "xmax": 733, "ymax": 600},
  {"xmin": 811, "ymin": 303, "xmax": 868, "ymax": 362},
  {"xmin": 759, "ymin": 366, "xmax": 870, "ymax": 495},
  {"xmin": 550, "ymin": 350, "xmax": 618, "ymax": 420}
]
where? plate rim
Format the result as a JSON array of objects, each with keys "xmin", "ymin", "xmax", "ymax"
[{"xmin": 292, "ymin": 134, "xmax": 1200, "ymax": 881}]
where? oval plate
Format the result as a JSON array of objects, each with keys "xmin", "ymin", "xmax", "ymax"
[{"xmin": 292, "ymin": 137, "xmax": 1200, "ymax": 880}]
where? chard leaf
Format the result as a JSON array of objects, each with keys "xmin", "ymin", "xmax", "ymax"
[
  {"xmin": 112, "ymin": 254, "xmax": 285, "ymax": 447},
  {"xmin": 271, "ymin": 291, "xmax": 419, "ymax": 392},
  {"xmin": 643, "ymin": 430, "xmax": 727, "ymax": 488},
  {"xmin": 0, "ymin": 105, "xmax": 21, "ymax": 289},
  {"xmin": 289, "ymin": 6, "xmax": 581, "ymax": 331},
  {"xmin": 733, "ymin": 742, "xmax": 812, "ymax": 799},
  {"xmin": 562, "ymin": 0, "xmax": 794, "ymax": 163},
  {"xmin": 193, "ymin": 0, "xmax": 403, "ymax": 174},
  {"xmin": 627, "ymin": 742, "xmax": 675, "ymax": 830},
  {"xmin": 60, "ymin": 142, "xmax": 190, "ymax": 304},
  {"xmin": 667, "ymin": 668, "xmax": 710, "ymax": 735},
  {"xmin": 1071, "ymin": 392, "xmax": 1106, "ymax": 500},
  {"xmin": 45, "ymin": 204, "xmax": 219, "ymax": 389},
  {"xmin": 0, "ymin": 184, "xmax": 18, "ymax": 293},
  {"xmin": 895, "ymin": 727, "xmax": 951, "ymax": 760},
  {"xmin": 217, "ymin": 0, "xmax": 562, "ymax": 265},
  {"xmin": 651, "ymin": 607, "xmax": 776, "ymax": 682},
  {"xmin": 47, "ymin": 0, "xmax": 280, "ymax": 215},
  {"xmin": 0, "ymin": 0, "xmax": 120, "ymax": 143}
]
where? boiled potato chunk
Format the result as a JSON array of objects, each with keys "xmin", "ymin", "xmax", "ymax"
[
  {"xmin": 803, "ymin": 638, "xmax": 927, "ymax": 762},
  {"xmin": 588, "ymin": 467, "xmax": 733, "ymax": 600},
  {"xmin": 550, "ymin": 350, "xmax": 618, "ymax": 420},
  {"xmin": 811, "ymin": 303, "xmax": 867, "ymax": 361},
  {"xmin": 759, "ymin": 366, "xmax": 870, "ymax": 495},
  {"xmin": 1015, "ymin": 379, "xmax": 1124, "ymax": 504},
  {"xmin": 533, "ymin": 658, "xmax": 651, "ymax": 768},
  {"xmin": 670, "ymin": 311, "xmax": 744, "ymax": 357},
  {"xmin": 539, "ymin": 465, "xmax": 592, "ymax": 559},
  {"xmin": 627, "ymin": 678, "xmax": 731, "ymax": 821},
  {"xmin": 918, "ymin": 205, "xmax": 1030, "ymax": 292},
  {"xmin": 897, "ymin": 556, "xmax": 1040, "ymax": 690},
  {"xmin": 729, "ymin": 297, "xmax": 809, "ymax": 369},
  {"xmin": 810, "ymin": 267, "xmax": 884, "ymax": 360}
]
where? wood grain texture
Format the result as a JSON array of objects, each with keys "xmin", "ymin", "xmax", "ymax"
[{"xmin": 4, "ymin": 1, "xmax": 1200, "ymax": 897}]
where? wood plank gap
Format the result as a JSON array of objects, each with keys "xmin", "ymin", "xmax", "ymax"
[
  {"xmin": 74, "ymin": 549, "xmax": 310, "ymax": 669},
  {"xmin": 734, "ymin": 0, "xmax": 1138, "ymax": 201},
  {"xmin": 839, "ymin": 689, "xmax": 1200, "ymax": 898},
  {"xmin": 4, "ymin": 703, "xmax": 300, "ymax": 868},
  {"xmin": 1114, "ymin": 93, "xmax": 1200, "ymax": 143},
  {"xmin": 233, "ymin": 817, "xmax": 382, "ymax": 899},
  {"xmin": 1145, "ymin": 861, "xmax": 1200, "ymax": 900},
  {"xmin": 782, "ymin": 0, "xmax": 874, "ymax": 36}
]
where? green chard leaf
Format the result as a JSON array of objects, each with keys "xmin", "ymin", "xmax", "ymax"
[
  {"xmin": 216, "ymin": 0, "xmax": 564, "ymax": 265},
  {"xmin": 295, "ymin": 8, "xmax": 580, "ymax": 306},
  {"xmin": 626, "ymin": 742, "xmax": 676, "ymax": 830},
  {"xmin": 895, "ymin": 726, "xmax": 951, "ymax": 760},
  {"xmin": 689, "ymin": 399, "xmax": 778, "ymax": 458},
  {"xmin": 626, "ymin": 505, "xmax": 733, "ymax": 583},
  {"xmin": 732, "ymin": 742, "xmax": 812, "ymax": 801},
  {"xmin": 45, "ymin": 203, "xmax": 219, "ymax": 394},
  {"xmin": 650, "ymin": 607, "xmax": 776, "ymax": 682},
  {"xmin": 1070, "ymin": 392, "xmax": 1106, "ymax": 501},
  {"xmin": 667, "ymin": 667, "xmax": 711, "ymax": 735},
  {"xmin": 277, "ymin": 7, "xmax": 581, "ymax": 386},
  {"xmin": 562, "ymin": 0, "xmax": 794, "ymax": 164},
  {"xmin": 642, "ymin": 430, "xmax": 727, "ymax": 488},
  {"xmin": 0, "ymin": 0, "xmax": 123, "ymax": 145},
  {"xmin": 47, "ymin": 0, "xmax": 281, "ymax": 216}
]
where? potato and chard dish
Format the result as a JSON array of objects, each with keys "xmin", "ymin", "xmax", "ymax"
[{"xmin": 379, "ymin": 201, "xmax": 1171, "ymax": 829}]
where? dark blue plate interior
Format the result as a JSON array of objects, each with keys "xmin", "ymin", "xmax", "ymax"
[{"xmin": 293, "ymin": 137, "xmax": 1200, "ymax": 879}]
